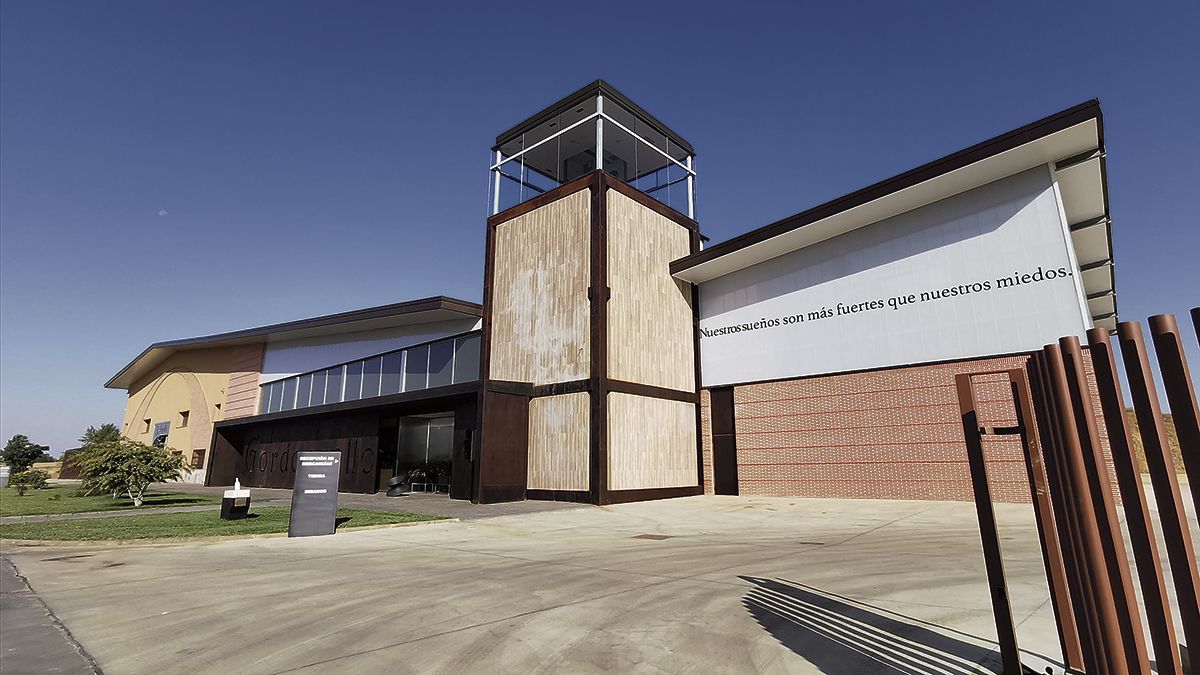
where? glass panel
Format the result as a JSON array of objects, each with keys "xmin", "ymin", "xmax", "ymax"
[
  {"xmin": 398, "ymin": 417, "xmax": 429, "ymax": 467},
  {"xmin": 362, "ymin": 356, "xmax": 382, "ymax": 399},
  {"xmin": 344, "ymin": 360, "xmax": 364, "ymax": 401},
  {"xmin": 428, "ymin": 340, "xmax": 454, "ymax": 388},
  {"xmin": 427, "ymin": 417, "xmax": 454, "ymax": 463},
  {"xmin": 267, "ymin": 380, "xmax": 283, "ymax": 413},
  {"xmin": 559, "ymin": 119, "xmax": 597, "ymax": 183},
  {"xmin": 381, "ymin": 352, "xmax": 403, "ymax": 395},
  {"xmin": 404, "ymin": 345, "xmax": 428, "ymax": 391},
  {"xmin": 310, "ymin": 370, "xmax": 326, "ymax": 406},
  {"xmin": 296, "ymin": 373, "xmax": 313, "ymax": 410},
  {"xmin": 325, "ymin": 366, "xmax": 344, "ymax": 404},
  {"xmin": 453, "ymin": 334, "xmax": 480, "ymax": 383},
  {"xmin": 280, "ymin": 377, "xmax": 297, "ymax": 411},
  {"xmin": 601, "ymin": 119, "xmax": 637, "ymax": 183},
  {"xmin": 259, "ymin": 383, "xmax": 273, "ymax": 414}
]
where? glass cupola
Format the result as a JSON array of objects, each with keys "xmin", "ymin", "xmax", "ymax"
[{"xmin": 489, "ymin": 80, "xmax": 696, "ymax": 217}]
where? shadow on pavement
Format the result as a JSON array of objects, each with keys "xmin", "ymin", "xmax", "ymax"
[{"xmin": 740, "ymin": 576, "xmax": 1057, "ymax": 674}]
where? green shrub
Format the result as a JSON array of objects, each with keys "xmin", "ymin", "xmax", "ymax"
[
  {"xmin": 73, "ymin": 440, "xmax": 189, "ymax": 506},
  {"xmin": 9, "ymin": 469, "xmax": 50, "ymax": 495}
]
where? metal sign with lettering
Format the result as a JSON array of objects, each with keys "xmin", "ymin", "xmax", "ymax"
[{"xmin": 288, "ymin": 451, "xmax": 341, "ymax": 537}]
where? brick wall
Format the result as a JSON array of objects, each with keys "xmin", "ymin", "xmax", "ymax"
[
  {"xmin": 700, "ymin": 388, "xmax": 713, "ymax": 494},
  {"xmin": 699, "ymin": 352, "xmax": 1114, "ymax": 503}
]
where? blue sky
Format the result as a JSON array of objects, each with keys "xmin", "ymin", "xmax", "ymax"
[{"xmin": 2, "ymin": 2, "xmax": 1197, "ymax": 454}]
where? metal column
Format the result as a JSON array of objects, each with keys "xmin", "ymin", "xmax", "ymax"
[
  {"xmin": 955, "ymin": 373, "xmax": 1022, "ymax": 675},
  {"xmin": 1087, "ymin": 328, "xmax": 1181, "ymax": 674},
  {"xmin": 1148, "ymin": 314, "xmax": 1200, "ymax": 511},
  {"xmin": 1043, "ymin": 343, "xmax": 1132, "ymax": 674}
]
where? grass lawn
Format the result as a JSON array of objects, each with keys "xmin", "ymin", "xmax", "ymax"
[
  {"xmin": 0, "ymin": 485, "xmax": 221, "ymax": 517},
  {"xmin": 0, "ymin": 507, "xmax": 444, "ymax": 541}
]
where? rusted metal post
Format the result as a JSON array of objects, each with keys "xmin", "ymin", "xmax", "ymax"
[
  {"xmin": 1118, "ymin": 320, "xmax": 1200, "ymax": 655},
  {"xmin": 1044, "ymin": 343, "xmax": 1131, "ymax": 674},
  {"xmin": 1058, "ymin": 336, "xmax": 1151, "ymax": 673},
  {"xmin": 1010, "ymin": 367, "xmax": 1085, "ymax": 671},
  {"xmin": 955, "ymin": 373, "xmax": 1023, "ymax": 675},
  {"xmin": 1087, "ymin": 328, "xmax": 1182, "ymax": 675},
  {"xmin": 1148, "ymin": 314, "xmax": 1200, "ymax": 511},
  {"xmin": 1033, "ymin": 352, "xmax": 1108, "ymax": 674}
]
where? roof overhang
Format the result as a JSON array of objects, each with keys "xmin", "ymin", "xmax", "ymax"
[
  {"xmin": 671, "ymin": 100, "xmax": 1116, "ymax": 330},
  {"xmin": 493, "ymin": 79, "xmax": 695, "ymax": 156},
  {"xmin": 105, "ymin": 296, "xmax": 483, "ymax": 390}
]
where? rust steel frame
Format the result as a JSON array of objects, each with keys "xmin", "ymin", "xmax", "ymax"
[{"xmin": 955, "ymin": 368, "xmax": 1079, "ymax": 675}]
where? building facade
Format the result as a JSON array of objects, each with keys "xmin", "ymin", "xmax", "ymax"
[{"xmin": 108, "ymin": 81, "xmax": 1115, "ymax": 504}]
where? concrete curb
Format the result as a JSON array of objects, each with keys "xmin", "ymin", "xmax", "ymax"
[{"xmin": 0, "ymin": 517, "xmax": 458, "ymax": 549}]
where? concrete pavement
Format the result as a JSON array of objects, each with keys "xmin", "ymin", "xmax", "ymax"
[{"xmin": 1, "ymin": 495, "xmax": 1096, "ymax": 674}]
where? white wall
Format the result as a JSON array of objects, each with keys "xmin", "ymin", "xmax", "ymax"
[
  {"xmin": 697, "ymin": 166, "xmax": 1090, "ymax": 387},
  {"xmin": 260, "ymin": 318, "xmax": 481, "ymax": 384}
]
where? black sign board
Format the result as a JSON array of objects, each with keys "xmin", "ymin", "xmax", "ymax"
[{"xmin": 288, "ymin": 451, "xmax": 341, "ymax": 537}]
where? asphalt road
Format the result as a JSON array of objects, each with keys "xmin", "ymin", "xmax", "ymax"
[{"xmin": 1, "ymin": 556, "xmax": 98, "ymax": 674}]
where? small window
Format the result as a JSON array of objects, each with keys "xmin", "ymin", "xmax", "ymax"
[
  {"xmin": 179, "ymin": 410, "xmax": 190, "ymax": 428},
  {"xmin": 152, "ymin": 421, "xmax": 170, "ymax": 448},
  {"xmin": 142, "ymin": 418, "xmax": 152, "ymax": 434},
  {"xmin": 191, "ymin": 449, "xmax": 206, "ymax": 469}
]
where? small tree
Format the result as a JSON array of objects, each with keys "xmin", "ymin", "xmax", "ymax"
[
  {"xmin": 79, "ymin": 423, "xmax": 121, "ymax": 448},
  {"xmin": 8, "ymin": 469, "xmax": 50, "ymax": 496},
  {"xmin": 2, "ymin": 435, "xmax": 50, "ymax": 472},
  {"xmin": 74, "ymin": 440, "xmax": 189, "ymax": 506}
]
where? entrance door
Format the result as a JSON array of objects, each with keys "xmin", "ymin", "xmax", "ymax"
[
  {"xmin": 710, "ymin": 387, "xmax": 739, "ymax": 495},
  {"xmin": 450, "ymin": 427, "xmax": 474, "ymax": 500},
  {"xmin": 377, "ymin": 417, "xmax": 399, "ymax": 492},
  {"xmin": 450, "ymin": 397, "xmax": 477, "ymax": 501}
]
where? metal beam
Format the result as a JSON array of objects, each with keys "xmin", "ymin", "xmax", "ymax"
[
  {"xmin": 1055, "ymin": 148, "xmax": 1104, "ymax": 171},
  {"xmin": 1079, "ymin": 258, "xmax": 1113, "ymax": 273},
  {"xmin": 1069, "ymin": 215, "xmax": 1109, "ymax": 232}
]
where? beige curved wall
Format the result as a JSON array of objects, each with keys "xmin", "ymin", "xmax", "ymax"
[{"xmin": 120, "ymin": 344, "xmax": 263, "ymax": 481}]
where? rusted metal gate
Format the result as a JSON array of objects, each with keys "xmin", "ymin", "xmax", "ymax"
[{"xmin": 957, "ymin": 310, "xmax": 1200, "ymax": 675}]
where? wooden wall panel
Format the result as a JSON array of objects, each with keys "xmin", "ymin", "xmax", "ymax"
[
  {"xmin": 489, "ymin": 191, "xmax": 591, "ymax": 384},
  {"xmin": 224, "ymin": 343, "xmax": 266, "ymax": 419},
  {"xmin": 606, "ymin": 190, "xmax": 695, "ymax": 392},
  {"xmin": 527, "ymin": 392, "xmax": 590, "ymax": 491},
  {"xmin": 607, "ymin": 392, "xmax": 697, "ymax": 490}
]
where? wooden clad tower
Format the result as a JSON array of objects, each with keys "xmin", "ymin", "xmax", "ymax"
[{"xmin": 474, "ymin": 81, "xmax": 703, "ymax": 504}]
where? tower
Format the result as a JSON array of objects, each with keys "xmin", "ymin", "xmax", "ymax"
[{"xmin": 474, "ymin": 81, "xmax": 702, "ymax": 505}]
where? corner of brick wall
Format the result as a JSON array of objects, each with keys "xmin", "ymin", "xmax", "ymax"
[{"xmin": 699, "ymin": 388, "xmax": 714, "ymax": 495}]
